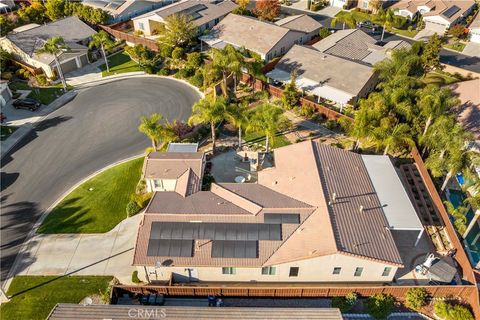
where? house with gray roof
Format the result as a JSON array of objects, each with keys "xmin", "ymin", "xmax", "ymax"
[
  {"xmin": 133, "ymin": 140, "xmax": 425, "ymax": 284},
  {"xmin": 82, "ymin": 0, "xmax": 168, "ymax": 23},
  {"xmin": 0, "ymin": 16, "xmax": 95, "ymax": 78},
  {"xmin": 200, "ymin": 13, "xmax": 319, "ymax": 61},
  {"xmin": 132, "ymin": 0, "xmax": 238, "ymax": 36}
]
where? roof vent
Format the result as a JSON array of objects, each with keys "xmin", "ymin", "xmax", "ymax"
[
  {"xmin": 195, "ymin": 240, "xmax": 201, "ymax": 251},
  {"xmin": 332, "ymin": 192, "xmax": 337, "ymax": 202},
  {"xmin": 322, "ymin": 55, "xmax": 327, "ymax": 60},
  {"xmin": 359, "ymin": 205, "xmax": 364, "ymax": 213},
  {"xmin": 289, "ymin": 176, "xmax": 295, "ymax": 181},
  {"xmin": 272, "ymin": 181, "xmax": 278, "ymax": 185}
]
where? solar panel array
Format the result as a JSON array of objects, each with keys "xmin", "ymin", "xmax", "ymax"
[
  {"xmin": 443, "ymin": 5, "xmax": 460, "ymax": 18},
  {"xmin": 150, "ymin": 222, "xmax": 282, "ymax": 241},
  {"xmin": 147, "ymin": 239, "xmax": 193, "ymax": 257},
  {"xmin": 211, "ymin": 240, "xmax": 258, "ymax": 258},
  {"xmin": 264, "ymin": 213, "xmax": 300, "ymax": 224}
]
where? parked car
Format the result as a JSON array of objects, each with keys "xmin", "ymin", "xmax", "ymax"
[{"xmin": 12, "ymin": 98, "xmax": 41, "ymax": 111}]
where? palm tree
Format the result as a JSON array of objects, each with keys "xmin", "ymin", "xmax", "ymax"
[
  {"xmin": 372, "ymin": 119, "xmax": 414, "ymax": 155},
  {"xmin": 247, "ymin": 103, "xmax": 289, "ymax": 153},
  {"xmin": 440, "ymin": 148, "xmax": 470, "ymax": 191},
  {"xmin": 36, "ymin": 36, "xmax": 69, "ymax": 90},
  {"xmin": 138, "ymin": 113, "xmax": 163, "ymax": 150},
  {"xmin": 89, "ymin": 31, "xmax": 115, "ymax": 73},
  {"xmin": 380, "ymin": 9, "xmax": 394, "ymax": 42},
  {"xmin": 211, "ymin": 44, "xmax": 243, "ymax": 96},
  {"xmin": 225, "ymin": 102, "xmax": 249, "ymax": 149},
  {"xmin": 188, "ymin": 96, "xmax": 227, "ymax": 152},
  {"xmin": 330, "ymin": 14, "xmax": 356, "ymax": 30},
  {"xmin": 444, "ymin": 201, "xmax": 469, "ymax": 236}
]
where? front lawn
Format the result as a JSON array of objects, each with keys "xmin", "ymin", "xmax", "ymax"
[
  {"xmin": 8, "ymin": 81, "xmax": 68, "ymax": 105},
  {"xmin": 0, "ymin": 276, "xmax": 112, "ymax": 320},
  {"xmin": 1, "ymin": 125, "xmax": 17, "ymax": 141},
  {"xmin": 243, "ymin": 131, "xmax": 291, "ymax": 149},
  {"xmin": 391, "ymin": 27, "xmax": 418, "ymax": 38},
  {"xmin": 444, "ymin": 41, "xmax": 466, "ymax": 52},
  {"xmin": 38, "ymin": 157, "xmax": 144, "ymax": 233},
  {"xmin": 101, "ymin": 52, "xmax": 142, "ymax": 77}
]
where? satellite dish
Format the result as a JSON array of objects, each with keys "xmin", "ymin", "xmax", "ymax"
[{"xmin": 83, "ymin": 297, "xmax": 93, "ymax": 306}]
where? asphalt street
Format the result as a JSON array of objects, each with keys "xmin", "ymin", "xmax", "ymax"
[{"xmin": 0, "ymin": 77, "xmax": 200, "ymax": 281}]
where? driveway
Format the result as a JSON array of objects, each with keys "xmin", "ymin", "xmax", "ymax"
[
  {"xmin": 15, "ymin": 214, "xmax": 142, "ymax": 284},
  {"xmin": 462, "ymin": 42, "xmax": 480, "ymax": 58},
  {"xmin": 0, "ymin": 77, "xmax": 201, "ymax": 282}
]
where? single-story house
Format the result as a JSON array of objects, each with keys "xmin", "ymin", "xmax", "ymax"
[
  {"xmin": 83, "ymin": 0, "xmax": 169, "ymax": 23},
  {"xmin": 312, "ymin": 28, "xmax": 411, "ymax": 66},
  {"xmin": 0, "ymin": 80, "xmax": 12, "ymax": 108},
  {"xmin": 274, "ymin": 14, "xmax": 323, "ymax": 43},
  {"xmin": 0, "ymin": 16, "xmax": 95, "ymax": 78},
  {"xmin": 469, "ymin": 12, "xmax": 480, "ymax": 43},
  {"xmin": 132, "ymin": 0, "xmax": 238, "ymax": 36},
  {"xmin": 142, "ymin": 143, "xmax": 205, "ymax": 195},
  {"xmin": 330, "ymin": 0, "xmax": 388, "ymax": 11},
  {"xmin": 391, "ymin": 0, "xmax": 436, "ymax": 19},
  {"xmin": 200, "ymin": 13, "xmax": 320, "ymax": 61},
  {"xmin": 133, "ymin": 141, "xmax": 424, "ymax": 284},
  {"xmin": 266, "ymin": 45, "xmax": 377, "ymax": 108}
]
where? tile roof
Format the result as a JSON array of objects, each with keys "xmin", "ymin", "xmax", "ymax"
[
  {"xmin": 274, "ymin": 45, "xmax": 375, "ymax": 96},
  {"xmin": 143, "ymin": 152, "xmax": 204, "ymax": 180},
  {"xmin": 275, "ymin": 14, "xmax": 323, "ymax": 33},
  {"xmin": 423, "ymin": 0, "xmax": 475, "ymax": 23},
  {"xmin": 207, "ymin": 14, "xmax": 293, "ymax": 56}
]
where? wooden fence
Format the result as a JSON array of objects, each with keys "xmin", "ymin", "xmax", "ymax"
[{"xmin": 100, "ymin": 25, "xmax": 158, "ymax": 52}]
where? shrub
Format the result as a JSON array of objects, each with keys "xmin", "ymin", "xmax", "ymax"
[
  {"xmin": 171, "ymin": 47, "xmax": 184, "ymax": 60},
  {"xmin": 405, "ymin": 288, "xmax": 428, "ymax": 311},
  {"xmin": 365, "ymin": 294, "xmax": 395, "ymax": 319},
  {"xmin": 131, "ymin": 192, "xmax": 152, "ymax": 208},
  {"xmin": 159, "ymin": 45, "xmax": 173, "ymax": 58},
  {"xmin": 171, "ymin": 120, "xmax": 193, "ymax": 138},
  {"xmin": 157, "ymin": 67, "xmax": 170, "ymax": 76},
  {"xmin": 126, "ymin": 200, "xmax": 141, "ymax": 217},
  {"xmin": 325, "ymin": 119, "xmax": 338, "ymax": 130},
  {"xmin": 392, "ymin": 15, "xmax": 407, "ymax": 29},
  {"xmin": 186, "ymin": 52, "xmax": 203, "ymax": 68},
  {"xmin": 188, "ymin": 70, "xmax": 204, "ymax": 88},
  {"xmin": 319, "ymin": 27, "xmax": 331, "ymax": 39},
  {"xmin": 434, "ymin": 301, "xmax": 474, "ymax": 320},
  {"xmin": 176, "ymin": 68, "xmax": 192, "ymax": 79},
  {"xmin": 1, "ymin": 71, "xmax": 13, "ymax": 80},
  {"xmin": 331, "ymin": 292, "xmax": 358, "ymax": 313},
  {"xmin": 132, "ymin": 270, "xmax": 141, "ymax": 283},
  {"xmin": 15, "ymin": 68, "xmax": 31, "ymax": 80},
  {"xmin": 133, "ymin": 29, "xmax": 144, "ymax": 37}
]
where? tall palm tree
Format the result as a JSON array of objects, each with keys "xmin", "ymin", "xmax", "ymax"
[
  {"xmin": 89, "ymin": 31, "xmax": 115, "ymax": 73},
  {"xmin": 36, "ymin": 36, "xmax": 69, "ymax": 90},
  {"xmin": 188, "ymin": 96, "xmax": 227, "ymax": 152},
  {"xmin": 211, "ymin": 44, "xmax": 243, "ymax": 96},
  {"xmin": 225, "ymin": 102, "xmax": 249, "ymax": 149},
  {"xmin": 330, "ymin": 14, "xmax": 356, "ymax": 30},
  {"xmin": 440, "ymin": 148, "xmax": 470, "ymax": 191},
  {"xmin": 444, "ymin": 201, "xmax": 469, "ymax": 236},
  {"xmin": 372, "ymin": 119, "xmax": 414, "ymax": 155},
  {"xmin": 138, "ymin": 113, "xmax": 163, "ymax": 150},
  {"xmin": 380, "ymin": 9, "xmax": 394, "ymax": 42},
  {"xmin": 247, "ymin": 103, "xmax": 289, "ymax": 153}
]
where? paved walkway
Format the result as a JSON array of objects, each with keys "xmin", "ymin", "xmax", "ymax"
[
  {"xmin": 14, "ymin": 214, "xmax": 142, "ymax": 285},
  {"xmin": 463, "ymin": 42, "xmax": 480, "ymax": 57},
  {"xmin": 284, "ymin": 110, "xmax": 335, "ymax": 143}
]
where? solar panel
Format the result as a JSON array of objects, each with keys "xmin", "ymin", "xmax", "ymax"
[
  {"xmin": 264, "ymin": 213, "xmax": 300, "ymax": 224},
  {"xmin": 211, "ymin": 241, "xmax": 258, "ymax": 258},
  {"xmin": 147, "ymin": 239, "xmax": 193, "ymax": 257},
  {"xmin": 443, "ymin": 5, "xmax": 460, "ymax": 18},
  {"xmin": 151, "ymin": 222, "xmax": 282, "ymax": 241}
]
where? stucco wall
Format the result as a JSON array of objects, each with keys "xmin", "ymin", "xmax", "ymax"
[
  {"xmin": 265, "ymin": 31, "xmax": 305, "ymax": 61},
  {"xmin": 139, "ymin": 253, "xmax": 397, "ymax": 283}
]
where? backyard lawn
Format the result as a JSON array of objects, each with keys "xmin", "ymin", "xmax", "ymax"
[
  {"xmin": 0, "ymin": 275, "xmax": 112, "ymax": 320},
  {"xmin": 8, "ymin": 81, "xmax": 68, "ymax": 105},
  {"xmin": 101, "ymin": 52, "xmax": 142, "ymax": 77},
  {"xmin": 1, "ymin": 125, "xmax": 17, "ymax": 141},
  {"xmin": 243, "ymin": 131, "xmax": 291, "ymax": 149},
  {"xmin": 38, "ymin": 157, "xmax": 144, "ymax": 233}
]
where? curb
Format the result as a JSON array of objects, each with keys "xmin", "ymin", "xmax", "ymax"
[{"xmin": 1, "ymin": 154, "xmax": 144, "ymax": 297}]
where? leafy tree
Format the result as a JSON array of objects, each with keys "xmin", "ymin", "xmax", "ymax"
[
  {"xmin": 405, "ymin": 288, "xmax": 428, "ymax": 311},
  {"xmin": 365, "ymin": 294, "xmax": 395, "ymax": 320},
  {"xmin": 157, "ymin": 14, "xmax": 197, "ymax": 48},
  {"xmin": 281, "ymin": 70, "xmax": 301, "ymax": 109},
  {"xmin": 171, "ymin": 47, "xmax": 184, "ymax": 60},
  {"xmin": 434, "ymin": 301, "xmax": 474, "ymax": 320},
  {"xmin": 186, "ymin": 52, "xmax": 203, "ymax": 69},
  {"xmin": 0, "ymin": 15, "xmax": 15, "ymax": 36},
  {"xmin": 0, "ymin": 48, "xmax": 12, "ymax": 74},
  {"xmin": 247, "ymin": 103, "xmax": 290, "ymax": 152},
  {"xmin": 211, "ymin": 44, "xmax": 243, "ymax": 96},
  {"xmin": 225, "ymin": 102, "xmax": 249, "ymax": 149},
  {"xmin": 368, "ymin": 0, "xmax": 382, "ymax": 13},
  {"xmin": 421, "ymin": 33, "xmax": 443, "ymax": 72},
  {"xmin": 330, "ymin": 13, "xmax": 356, "ymax": 30},
  {"xmin": 45, "ymin": 0, "xmax": 65, "ymax": 21},
  {"xmin": 448, "ymin": 24, "xmax": 465, "ymax": 39},
  {"xmin": 319, "ymin": 27, "xmax": 331, "ymax": 39},
  {"xmin": 36, "ymin": 36, "xmax": 69, "ymax": 90},
  {"xmin": 188, "ymin": 96, "xmax": 227, "ymax": 152},
  {"xmin": 254, "ymin": 0, "xmax": 280, "ymax": 21},
  {"xmin": 236, "ymin": 0, "xmax": 250, "ymax": 9},
  {"xmin": 17, "ymin": 0, "xmax": 47, "ymax": 24},
  {"xmin": 331, "ymin": 292, "xmax": 358, "ymax": 313},
  {"xmin": 125, "ymin": 45, "xmax": 153, "ymax": 65},
  {"xmin": 89, "ymin": 31, "xmax": 115, "ymax": 73}
]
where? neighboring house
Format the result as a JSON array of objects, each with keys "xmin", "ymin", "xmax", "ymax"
[
  {"xmin": 200, "ymin": 14, "xmax": 319, "ymax": 61},
  {"xmin": 142, "ymin": 143, "xmax": 205, "ymax": 195},
  {"xmin": 391, "ymin": 0, "xmax": 436, "ymax": 19},
  {"xmin": 469, "ymin": 12, "xmax": 480, "ymax": 43},
  {"xmin": 266, "ymin": 45, "xmax": 377, "ymax": 108},
  {"xmin": 82, "ymin": 0, "xmax": 169, "ymax": 23},
  {"xmin": 449, "ymin": 79, "xmax": 480, "ymax": 142},
  {"xmin": 274, "ymin": 14, "xmax": 323, "ymax": 42},
  {"xmin": 0, "ymin": 16, "xmax": 95, "ymax": 78},
  {"xmin": 132, "ymin": 0, "xmax": 238, "ymax": 36},
  {"xmin": 330, "ymin": 0, "xmax": 386, "ymax": 11},
  {"xmin": 312, "ymin": 28, "xmax": 411, "ymax": 66},
  {"xmin": 0, "ymin": 80, "xmax": 12, "ymax": 108},
  {"xmin": 133, "ymin": 141, "xmax": 424, "ymax": 284}
]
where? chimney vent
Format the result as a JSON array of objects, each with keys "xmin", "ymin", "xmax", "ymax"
[{"xmin": 359, "ymin": 205, "xmax": 364, "ymax": 213}]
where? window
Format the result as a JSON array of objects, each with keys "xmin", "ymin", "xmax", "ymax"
[
  {"xmin": 354, "ymin": 267, "xmax": 363, "ymax": 277},
  {"xmin": 382, "ymin": 267, "xmax": 392, "ymax": 277},
  {"xmin": 332, "ymin": 267, "xmax": 341, "ymax": 275},
  {"xmin": 153, "ymin": 179, "xmax": 163, "ymax": 189},
  {"xmin": 138, "ymin": 22, "xmax": 145, "ymax": 31},
  {"xmin": 222, "ymin": 267, "xmax": 236, "ymax": 275},
  {"xmin": 289, "ymin": 267, "xmax": 299, "ymax": 277},
  {"xmin": 363, "ymin": 1, "xmax": 369, "ymax": 9},
  {"xmin": 262, "ymin": 266, "xmax": 276, "ymax": 275}
]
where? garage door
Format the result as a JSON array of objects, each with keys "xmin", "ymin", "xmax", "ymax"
[
  {"xmin": 331, "ymin": 0, "xmax": 346, "ymax": 8},
  {"xmin": 79, "ymin": 54, "xmax": 88, "ymax": 67},
  {"xmin": 425, "ymin": 21, "xmax": 447, "ymax": 34},
  {"xmin": 58, "ymin": 58, "xmax": 78, "ymax": 74}
]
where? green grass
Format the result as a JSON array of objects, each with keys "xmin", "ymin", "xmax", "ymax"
[
  {"xmin": 8, "ymin": 82, "xmax": 68, "ymax": 105},
  {"xmin": 0, "ymin": 276, "xmax": 112, "ymax": 320},
  {"xmin": 444, "ymin": 41, "xmax": 466, "ymax": 52},
  {"xmin": 423, "ymin": 71, "xmax": 461, "ymax": 86},
  {"xmin": 391, "ymin": 27, "xmax": 418, "ymax": 38},
  {"xmin": 335, "ymin": 10, "xmax": 377, "ymax": 24},
  {"xmin": 243, "ymin": 131, "xmax": 291, "ymax": 149},
  {"xmin": 101, "ymin": 52, "xmax": 142, "ymax": 77},
  {"xmin": 1, "ymin": 125, "xmax": 17, "ymax": 141},
  {"xmin": 38, "ymin": 157, "xmax": 144, "ymax": 234}
]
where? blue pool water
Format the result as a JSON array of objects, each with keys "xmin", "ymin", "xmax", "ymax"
[{"xmin": 456, "ymin": 173, "xmax": 465, "ymax": 186}]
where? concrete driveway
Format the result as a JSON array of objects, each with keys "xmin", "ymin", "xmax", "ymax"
[
  {"xmin": 463, "ymin": 42, "xmax": 480, "ymax": 58},
  {"xmin": 1, "ymin": 77, "xmax": 201, "ymax": 282},
  {"xmin": 15, "ymin": 214, "xmax": 142, "ymax": 284}
]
